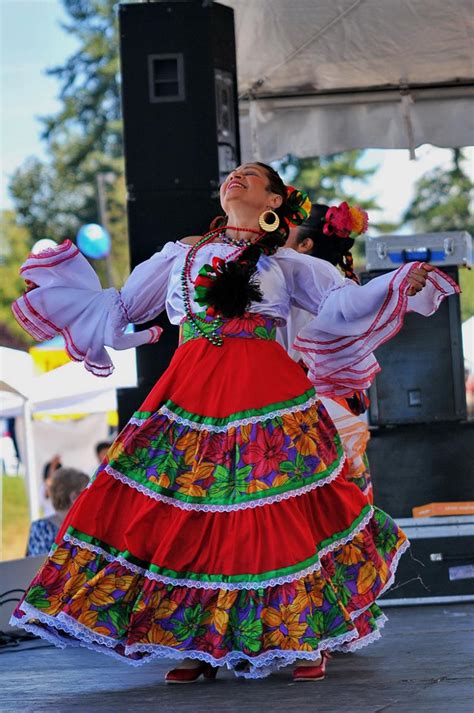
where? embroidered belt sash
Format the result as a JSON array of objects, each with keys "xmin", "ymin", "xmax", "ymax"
[{"xmin": 179, "ymin": 312, "xmax": 280, "ymax": 345}]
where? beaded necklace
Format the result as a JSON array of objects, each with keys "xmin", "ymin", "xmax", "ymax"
[{"xmin": 181, "ymin": 226, "xmax": 263, "ymax": 346}]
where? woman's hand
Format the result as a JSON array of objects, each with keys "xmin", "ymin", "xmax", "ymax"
[
  {"xmin": 24, "ymin": 279, "xmax": 38, "ymax": 292},
  {"xmin": 406, "ymin": 263, "xmax": 435, "ymax": 296}
]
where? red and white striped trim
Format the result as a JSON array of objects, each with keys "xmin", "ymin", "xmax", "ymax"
[{"xmin": 20, "ymin": 240, "xmax": 79, "ymax": 273}]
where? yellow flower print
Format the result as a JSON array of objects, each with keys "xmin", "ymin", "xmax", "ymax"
[
  {"xmin": 247, "ymin": 478, "xmax": 270, "ymax": 494},
  {"xmin": 356, "ymin": 561, "xmax": 377, "ymax": 595},
  {"xmin": 51, "ymin": 546, "xmax": 71, "ymax": 567},
  {"xmin": 155, "ymin": 599, "xmax": 179, "ymax": 621},
  {"xmin": 106, "ymin": 440, "xmax": 125, "ymax": 462},
  {"xmin": 84, "ymin": 573, "xmax": 119, "ymax": 607},
  {"xmin": 176, "ymin": 431, "xmax": 201, "ymax": 465},
  {"xmin": 282, "ymin": 411, "xmax": 320, "ymax": 456},
  {"xmin": 239, "ymin": 423, "xmax": 252, "ymax": 444},
  {"xmin": 204, "ymin": 590, "xmax": 238, "ymax": 635},
  {"xmin": 78, "ymin": 610, "xmax": 99, "ymax": 630},
  {"xmin": 263, "ymin": 602, "xmax": 308, "ymax": 650},
  {"xmin": 271, "ymin": 474, "xmax": 290, "ymax": 488},
  {"xmin": 193, "ymin": 460, "xmax": 215, "ymax": 480},
  {"xmin": 149, "ymin": 473, "xmax": 171, "ymax": 489},
  {"xmin": 176, "ymin": 469, "xmax": 207, "ymax": 497},
  {"xmin": 65, "ymin": 548, "xmax": 96, "ymax": 577},
  {"xmin": 336, "ymin": 540, "xmax": 365, "ymax": 566},
  {"xmin": 62, "ymin": 572, "xmax": 87, "ymax": 598},
  {"xmin": 148, "ymin": 623, "xmax": 179, "ymax": 647}
]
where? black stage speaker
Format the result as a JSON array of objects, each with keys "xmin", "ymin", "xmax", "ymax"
[
  {"xmin": 360, "ymin": 266, "xmax": 466, "ymax": 425},
  {"xmin": 117, "ymin": 1, "xmax": 240, "ymax": 429},
  {"xmin": 367, "ymin": 421, "xmax": 474, "ymax": 519}
]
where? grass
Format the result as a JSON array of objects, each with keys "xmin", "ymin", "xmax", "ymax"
[
  {"xmin": 459, "ymin": 267, "xmax": 474, "ymax": 322},
  {"xmin": 1, "ymin": 475, "xmax": 30, "ymax": 561}
]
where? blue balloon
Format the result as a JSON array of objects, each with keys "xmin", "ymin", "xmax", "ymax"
[{"xmin": 77, "ymin": 223, "xmax": 111, "ymax": 259}]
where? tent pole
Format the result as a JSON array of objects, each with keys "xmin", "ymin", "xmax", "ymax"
[{"xmin": 22, "ymin": 400, "xmax": 40, "ymax": 522}]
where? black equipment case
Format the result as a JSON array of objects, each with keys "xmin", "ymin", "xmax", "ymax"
[{"xmin": 379, "ymin": 516, "xmax": 474, "ymax": 606}]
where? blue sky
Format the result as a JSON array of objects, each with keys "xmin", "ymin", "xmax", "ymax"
[
  {"xmin": 1, "ymin": 0, "xmax": 78, "ymax": 204},
  {"xmin": 1, "ymin": 0, "xmax": 472, "ymax": 227}
]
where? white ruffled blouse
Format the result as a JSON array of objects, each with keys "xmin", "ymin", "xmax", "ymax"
[{"xmin": 13, "ymin": 239, "xmax": 459, "ymax": 395}]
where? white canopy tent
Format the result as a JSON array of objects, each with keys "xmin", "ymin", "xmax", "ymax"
[
  {"xmin": 0, "ymin": 347, "xmax": 137, "ymax": 520},
  {"xmin": 0, "ymin": 348, "xmax": 39, "ymax": 520},
  {"xmin": 220, "ymin": 0, "xmax": 474, "ymax": 160}
]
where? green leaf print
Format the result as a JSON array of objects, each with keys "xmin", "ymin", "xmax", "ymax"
[
  {"xmin": 114, "ymin": 448, "xmax": 152, "ymax": 479},
  {"xmin": 172, "ymin": 604, "xmax": 206, "ymax": 641},
  {"xmin": 26, "ymin": 585, "xmax": 51, "ymax": 610},
  {"xmin": 208, "ymin": 464, "xmax": 252, "ymax": 500},
  {"xmin": 375, "ymin": 529, "xmax": 398, "ymax": 553},
  {"xmin": 228, "ymin": 607, "xmax": 262, "ymax": 653},
  {"xmin": 254, "ymin": 326, "xmax": 271, "ymax": 340},
  {"xmin": 306, "ymin": 608, "xmax": 347, "ymax": 639},
  {"xmin": 331, "ymin": 565, "xmax": 353, "ymax": 607},
  {"xmin": 279, "ymin": 453, "xmax": 308, "ymax": 478},
  {"xmin": 109, "ymin": 606, "xmax": 130, "ymax": 636}
]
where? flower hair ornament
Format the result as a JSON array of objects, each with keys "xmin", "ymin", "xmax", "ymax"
[
  {"xmin": 285, "ymin": 186, "xmax": 312, "ymax": 227},
  {"xmin": 323, "ymin": 201, "xmax": 369, "ymax": 239}
]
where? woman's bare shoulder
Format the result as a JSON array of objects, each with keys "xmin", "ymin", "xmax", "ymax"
[{"xmin": 179, "ymin": 235, "xmax": 202, "ymax": 245}]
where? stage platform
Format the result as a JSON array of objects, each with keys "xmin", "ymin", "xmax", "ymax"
[{"xmin": 1, "ymin": 604, "xmax": 473, "ymax": 713}]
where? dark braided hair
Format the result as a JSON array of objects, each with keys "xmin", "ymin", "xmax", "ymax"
[
  {"xmin": 205, "ymin": 163, "xmax": 294, "ymax": 318},
  {"xmin": 295, "ymin": 204, "xmax": 360, "ymax": 283}
]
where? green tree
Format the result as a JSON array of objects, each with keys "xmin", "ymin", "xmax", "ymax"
[
  {"xmin": 0, "ymin": 211, "xmax": 33, "ymax": 349},
  {"xmin": 277, "ymin": 151, "xmax": 393, "ymax": 264},
  {"xmin": 403, "ymin": 149, "xmax": 474, "ymax": 321},
  {"xmin": 42, "ymin": 0, "xmax": 123, "ymax": 163},
  {"xmin": 9, "ymin": 0, "xmax": 129, "ymax": 288},
  {"xmin": 278, "ymin": 151, "xmax": 378, "ymax": 210},
  {"xmin": 403, "ymin": 149, "xmax": 474, "ymax": 235}
]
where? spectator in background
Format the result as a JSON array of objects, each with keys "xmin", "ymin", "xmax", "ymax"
[
  {"xmin": 26, "ymin": 467, "xmax": 89, "ymax": 556},
  {"xmin": 95, "ymin": 441, "xmax": 112, "ymax": 463},
  {"xmin": 42, "ymin": 455, "xmax": 62, "ymax": 516}
]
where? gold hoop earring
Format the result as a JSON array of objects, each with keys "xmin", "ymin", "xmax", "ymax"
[{"xmin": 258, "ymin": 209, "xmax": 280, "ymax": 232}]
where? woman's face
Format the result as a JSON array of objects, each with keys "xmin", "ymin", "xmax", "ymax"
[{"xmin": 220, "ymin": 164, "xmax": 283, "ymax": 214}]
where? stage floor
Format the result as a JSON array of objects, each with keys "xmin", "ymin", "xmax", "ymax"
[{"xmin": 1, "ymin": 604, "xmax": 473, "ymax": 713}]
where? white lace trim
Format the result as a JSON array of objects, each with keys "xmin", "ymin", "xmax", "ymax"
[
  {"xmin": 157, "ymin": 394, "xmax": 320, "ymax": 433},
  {"xmin": 10, "ymin": 529, "xmax": 403, "ymax": 677},
  {"xmin": 9, "ymin": 604, "xmax": 359, "ymax": 677},
  {"xmin": 348, "ymin": 538, "xmax": 410, "ymax": 621},
  {"xmin": 128, "ymin": 393, "xmax": 319, "ymax": 430},
  {"xmin": 62, "ymin": 505, "xmax": 375, "ymax": 591},
  {"xmin": 129, "ymin": 417, "xmax": 147, "ymax": 426},
  {"xmin": 318, "ymin": 506, "xmax": 374, "ymax": 561},
  {"xmin": 62, "ymin": 533, "xmax": 323, "ymax": 590},
  {"xmin": 11, "ymin": 604, "xmax": 390, "ymax": 678},
  {"xmin": 339, "ymin": 614, "xmax": 388, "ymax": 653},
  {"xmin": 104, "ymin": 454, "xmax": 346, "ymax": 513}
]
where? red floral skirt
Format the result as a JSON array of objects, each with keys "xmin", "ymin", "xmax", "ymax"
[{"xmin": 11, "ymin": 313, "xmax": 408, "ymax": 677}]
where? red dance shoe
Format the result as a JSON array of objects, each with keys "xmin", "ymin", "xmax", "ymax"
[
  {"xmin": 165, "ymin": 662, "xmax": 218, "ymax": 684},
  {"xmin": 292, "ymin": 652, "xmax": 331, "ymax": 682}
]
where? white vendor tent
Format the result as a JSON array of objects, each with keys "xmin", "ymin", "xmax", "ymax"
[
  {"xmin": 462, "ymin": 316, "xmax": 474, "ymax": 371},
  {"xmin": 0, "ymin": 348, "xmax": 39, "ymax": 519},
  {"xmin": 221, "ymin": 0, "xmax": 474, "ymax": 160},
  {"xmin": 0, "ymin": 346, "xmax": 137, "ymax": 521}
]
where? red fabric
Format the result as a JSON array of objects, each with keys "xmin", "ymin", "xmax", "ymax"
[
  {"xmin": 141, "ymin": 337, "xmax": 311, "ymax": 417},
  {"xmin": 60, "ymin": 466, "xmax": 365, "ymax": 577},
  {"xmin": 57, "ymin": 335, "xmax": 369, "ymax": 578}
]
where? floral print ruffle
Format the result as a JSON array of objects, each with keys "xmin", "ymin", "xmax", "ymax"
[
  {"xmin": 12, "ymin": 509, "xmax": 408, "ymax": 676},
  {"xmin": 101, "ymin": 397, "xmax": 343, "ymax": 510}
]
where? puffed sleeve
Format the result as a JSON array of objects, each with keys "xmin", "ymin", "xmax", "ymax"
[
  {"xmin": 274, "ymin": 249, "xmax": 460, "ymax": 397},
  {"xmin": 12, "ymin": 240, "xmax": 183, "ymax": 376}
]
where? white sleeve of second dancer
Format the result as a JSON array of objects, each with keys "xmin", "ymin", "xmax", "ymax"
[{"xmin": 274, "ymin": 249, "xmax": 460, "ymax": 397}]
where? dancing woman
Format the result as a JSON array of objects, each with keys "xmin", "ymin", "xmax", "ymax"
[
  {"xmin": 281, "ymin": 202, "xmax": 374, "ymax": 501},
  {"xmin": 11, "ymin": 163, "xmax": 458, "ymax": 682}
]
